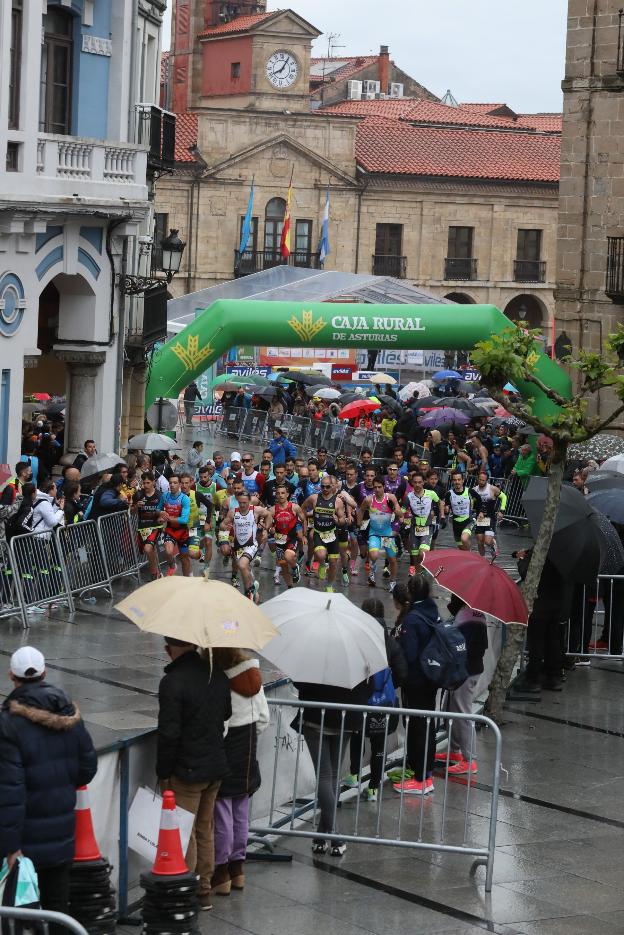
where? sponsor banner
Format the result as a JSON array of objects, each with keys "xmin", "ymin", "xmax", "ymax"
[
  {"xmin": 259, "ymin": 346, "xmax": 356, "ymax": 367},
  {"xmin": 331, "ymin": 364, "xmax": 357, "ymax": 381},
  {"xmin": 460, "ymin": 367, "xmax": 481, "ymax": 383},
  {"xmin": 227, "ymin": 365, "xmax": 272, "ymax": 377},
  {"xmin": 375, "ymin": 349, "xmax": 424, "ymax": 368},
  {"xmin": 194, "ymin": 402, "xmax": 222, "ymax": 421},
  {"xmin": 355, "ymin": 370, "xmax": 401, "ymax": 383}
]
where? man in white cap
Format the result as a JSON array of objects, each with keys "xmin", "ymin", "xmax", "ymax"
[
  {"xmin": 228, "ymin": 452, "xmax": 242, "ymax": 477},
  {"xmin": 0, "ymin": 646, "xmax": 97, "ymax": 920}
]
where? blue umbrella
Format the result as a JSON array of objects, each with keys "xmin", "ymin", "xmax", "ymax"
[
  {"xmin": 431, "ymin": 370, "xmax": 462, "ymax": 382},
  {"xmin": 587, "ymin": 489, "xmax": 624, "ymax": 524}
]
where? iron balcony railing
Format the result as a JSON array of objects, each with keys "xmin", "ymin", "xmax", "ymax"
[
  {"xmin": 234, "ymin": 249, "xmax": 321, "ymax": 277},
  {"xmin": 514, "ymin": 259, "xmax": 546, "ymax": 283},
  {"xmin": 135, "ymin": 104, "xmax": 176, "ymax": 168},
  {"xmin": 372, "ymin": 254, "xmax": 407, "ymax": 278},
  {"xmin": 444, "ymin": 257, "xmax": 478, "ymax": 280},
  {"xmin": 606, "ymin": 236, "xmax": 624, "ymax": 302}
]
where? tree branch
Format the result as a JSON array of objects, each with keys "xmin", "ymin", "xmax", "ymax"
[
  {"xmin": 522, "ymin": 371, "xmax": 572, "ymax": 408},
  {"xmin": 588, "ymin": 402, "xmax": 624, "ymax": 437}
]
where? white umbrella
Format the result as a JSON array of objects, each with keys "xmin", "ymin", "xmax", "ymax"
[
  {"xmin": 313, "ymin": 387, "xmax": 341, "ymax": 400},
  {"xmin": 399, "ymin": 381, "xmax": 430, "ymax": 401},
  {"xmin": 79, "ymin": 453, "xmax": 126, "ymax": 480},
  {"xmin": 260, "ymin": 590, "xmax": 387, "ymax": 689},
  {"xmin": 128, "ymin": 432, "xmax": 179, "ymax": 452},
  {"xmin": 599, "ymin": 454, "xmax": 624, "ymax": 474},
  {"xmin": 370, "ymin": 372, "xmax": 397, "ymax": 386}
]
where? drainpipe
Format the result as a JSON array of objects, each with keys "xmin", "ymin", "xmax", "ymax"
[
  {"xmin": 113, "ymin": 237, "xmax": 129, "ymax": 451},
  {"xmin": 354, "ymin": 173, "xmax": 368, "ymax": 274},
  {"xmin": 186, "ymin": 176, "xmax": 199, "ymax": 294},
  {"xmin": 128, "ymin": 0, "xmax": 139, "ymax": 140}
]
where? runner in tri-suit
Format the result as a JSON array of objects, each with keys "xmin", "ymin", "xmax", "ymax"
[
  {"xmin": 221, "ymin": 490, "xmax": 270, "ymax": 601},
  {"xmin": 470, "ymin": 468, "xmax": 506, "ymax": 561},
  {"xmin": 357, "ymin": 476, "xmax": 403, "ymax": 592},
  {"xmin": 161, "ymin": 475, "xmax": 191, "ymax": 576},
  {"xmin": 132, "ymin": 471, "xmax": 164, "ymax": 579},
  {"xmin": 269, "ymin": 485, "xmax": 307, "ymax": 588},
  {"xmin": 302, "ymin": 479, "xmax": 347, "ymax": 593}
]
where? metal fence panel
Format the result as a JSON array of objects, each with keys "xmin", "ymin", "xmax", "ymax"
[
  {"xmin": 0, "ymin": 905, "xmax": 89, "ymax": 935},
  {"xmin": 216, "ymin": 407, "xmax": 246, "ymax": 439},
  {"xmin": 0, "ymin": 541, "xmax": 26, "ymax": 628},
  {"xmin": 249, "ymin": 698, "xmax": 502, "ymax": 891},
  {"xmin": 9, "ymin": 531, "xmax": 75, "ymax": 617},
  {"xmin": 305, "ymin": 420, "xmax": 330, "ymax": 457},
  {"xmin": 279, "ymin": 414, "xmax": 310, "ymax": 449},
  {"xmin": 97, "ymin": 511, "xmax": 142, "ymax": 584},
  {"xmin": 56, "ymin": 520, "xmax": 112, "ymax": 599},
  {"xmin": 240, "ymin": 409, "xmax": 269, "ymax": 444},
  {"xmin": 565, "ymin": 574, "xmax": 624, "ymax": 659}
]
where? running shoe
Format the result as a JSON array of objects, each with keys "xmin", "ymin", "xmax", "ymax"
[
  {"xmin": 325, "ymin": 585, "xmax": 334, "ymax": 593},
  {"xmin": 392, "ymin": 778, "xmax": 430, "ymax": 796},
  {"xmin": 343, "ymin": 773, "xmax": 359, "ymax": 788},
  {"xmin": 311, "ymin": 841, "xmax": 327, "ymax": 855},
  {"xmin": 350, "ymin": 560, "xmax": 358, "ymax": 576},
  {"xmin": 166, "ymin": 565, "xmax": 176, "ymax": 577},
  {"xmin": 341, "ymin": 569, "xmax": 350, "ymax": 587},
  {"xmin": 434, "ymin": 750, "xmax": 463, "ymax": 763},
  {"xmin": 368, "ymin": 574, "xmax": 376, "ymax": 588},
  {"xmin": 273, "ymin": 569, "xmax": 281, "ymax": 584},
  {"xmin": 365, "ymin": 787, "xmax": 378, "ymax": 803},
  {"xmin": 318, "ymin": 563, "xmax": 327, "ymax": 581},
  {"xmin": 231, "ymin": 576, "xmax": 240, "ymax": 590},
  {"xmin": 292, "ymin": 564, "xmax": 301, "ymax": 584},
  {"xmin": 330, "ymin": 843, "xmax": 346, "ymax": 857},
  {"xmin": 589, "ymin": 639, "xmax": 608, "ymax": 651},
  {"xmin": 304, "ymin": 565, "xmax": 313, "ymax": 577},
  {"xmin": 382, "ymin": 565, "xmax": 390, "ymax": 579},
  {"xmin": 388, "ymin": 580, "xmax": 397, "ymax": 594},
  {"xmin": 489, "ymin": 544, "xmax": 499, "ymax": 562},
  {"xmin": 447, "ymin": 759, "xmax": 477, "ymax": 776},
  {"xmin": 252, "ymin": 581, "xmax": 260, "ymax": 604}
]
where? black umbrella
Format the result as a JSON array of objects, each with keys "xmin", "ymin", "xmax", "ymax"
[
  {"xmin": 278, "ymin": 371, "xmax": 333, "ymax": 387},
  {"xmin": 378, "ymin": 395, "xmax": 403, "ymax": 416},
  {"xmin": 252, "ymin": 386, "xmax": 279, "ymax": 399},
  {"xmin": 589, "ymin": 509, "xmax": 624, "ymax": 575},
  {"xmin": 585, "ymin": 471, "xmax": 624, "ymax": 493},
  {"xmin": 435, "ymin": 397, "xmax": 484, "ymax": 416},
  {"xmin": 339, "ymin": 392, "xmax": 369, "ymax": 405},
  {"xmin": 522, "ymin": 477, "xmax": 600, "ymax": 583},
  {"xmin": 409, "ymin": 396, "xmax": 438, "ymax": 410},
  {"xmin": 586, "ymin": 489, "xmax": 624, "ymax": 525}
]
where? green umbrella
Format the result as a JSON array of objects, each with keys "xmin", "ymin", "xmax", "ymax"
[
  {"xmin": 243, "ymin": 374, "xmax": 272, "ymax": 387},
  {"xmin": 209, "ymin": 373, "xmax": 253, "ymax": 390}
]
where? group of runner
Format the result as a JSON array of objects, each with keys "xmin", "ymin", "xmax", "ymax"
[{"xmin": 129, "ymin": 445, "xmax": 507, "ymax": 602}]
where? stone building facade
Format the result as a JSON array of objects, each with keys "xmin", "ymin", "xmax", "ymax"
[
  {"xmin": 158, "ymin": 2, "xmax": 561, "ymax": 345},
  {"xmin": 556, "ymin": 1, "xmax": 624, "ymax": 395}
]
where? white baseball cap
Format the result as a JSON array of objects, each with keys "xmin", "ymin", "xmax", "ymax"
[
  {"xmin": 230, "ymin": 451, "xmax": 242, "ymax": 463},
  {"xmin": 10, "ymin": 646, "xmax": 46, "ymax": 679}
]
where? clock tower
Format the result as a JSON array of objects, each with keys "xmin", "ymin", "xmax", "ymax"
[{"xmin": 170, "ymin": 2, "xmax": 320, "ymax": 114}]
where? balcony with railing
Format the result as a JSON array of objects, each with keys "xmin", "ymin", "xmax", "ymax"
[
  {"xmin": 135, "ymin": 104, "xmax": 176, "ymax": 171},
  {"xmin": 444, "ymin": 257, "xmax": 478, "ymax": 280},
  {"xmin": 234, "ymin": 250, "xmax": 321, "ymax": 277},
  {"xmin": 372, "ymin": 254, "xmax": 407, "ymax": 278},
  {"xmin": 606, "ymin": 236, "xmax": 624, "ymax": 302},
  {"xmin": 513, "ymin": 259, "xmax": 546, "ymax": 283},
  {"xmin": 33, "ymin": 135, "xmax": 148, "ymax": 201}
]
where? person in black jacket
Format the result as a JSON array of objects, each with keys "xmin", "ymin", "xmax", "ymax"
[
  {"xmin": 294, "ymin": 676, "xmax": 370, "ymax": 857},
  {"xmin": 157, "ymin": 638, "xmax": 231, "ymax": 911},
  {"xmin": 395, "ymin": 574, "xmax": 441, "ymax": 796},
  {"xmin": 438, "ymin": 597, "xmax": 489, "ymax": 776},
  {"xmin": 0, "ymin": 646, "xmax": 97, "ymax": 923},
  {"xmin": 346, "ymin": 599, "xmax": 408, "ymax": 802},
  {"xmin": 183, "ymin": 382, "xmax": 202, "ymax": 425}
]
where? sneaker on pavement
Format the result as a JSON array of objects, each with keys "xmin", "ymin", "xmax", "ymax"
[
  {"xmin": 388, "ymin": 580, "xmax": 397, "ymax": 594},
  {"xmin": 199, "ymin": 893, "xmax": 213, "ymax": 911},
  {"xmin": 318, "ymin": 563, "xmax": 327, "ymax": 581},
  {"xmin": 341, "ymin": 569, "xmax": 350, "ymax": 586},
  {"xmin": 393, "ymin": 778, "xmax": 430, "ymax": 796},
  {"xmin": 368, "ymin": 574, "xmax": 376, "ymax": 588},
  {"xmin": 382, "ymin": 566, "xmax": 390, "ymax": 579},
  {"xmin": 292, "ymin": 564, "xmax": 301, "ymax": 584},
  {"xmin": 365, "ymin": 787, "xmax": 378, "ymax": 802},
  {"xmin": 330, "ymin": 843, "xmax": 346, "ymax": 857},
  {"xmin": 325, "ymin": 585, "xmax": 334, "ymax": 593},
  {"xmin": 311, "ymin": 840, "xmax": 327, "ymax": 855},
  {"xmin": 424, "ymin": 778, "xmax": 434, "ymax": 794},
  {"xmin": 343, "ymin": 773, "xmax": 359, "ymax": 788},
  {"xmin": 447, "ymin": 759, "xmax": 477, "ymax": 776},
  {"xmin": 273, "ymin": 570, "xmax": 281, "ymax": 584},
  {"xmin": 435, "ymin": 750, "xmax": 463, "ymax": 763},
  {"xmin": 589, "ymin": 639, "xmax": 608, "ymax": 651}
]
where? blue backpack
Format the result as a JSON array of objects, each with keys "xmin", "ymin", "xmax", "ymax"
[
  {"xmin": 419, "ymin": 620, "xmax": 468, "ymax": 690},
  {"xmin": 368, "ymin": 667, "xmax": 396, "ymax": 708}
]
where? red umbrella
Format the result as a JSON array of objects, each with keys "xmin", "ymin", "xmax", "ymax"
[
  {"xmin": 421, "ymin": 549, "xmax": 528, "ymax": 626},
  {"xmin": 32, "ymin": 392, "xmax": 52, "ymax": 401},
  {"xmin": 339, "ymin": 399, "xmax": 380, "ymax": 420}
]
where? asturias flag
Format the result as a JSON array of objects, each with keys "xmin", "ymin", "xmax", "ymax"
[
  {"xmin": 318, "ymin": 186, "xmax": 330, "ymax": 264},
  {"xmin": 280, "ymin": 179, "xmax": 293, "ymax": 259},
  {"xmin": 238, "ymin": 178, "xmax": 255, "ymax": 255}
]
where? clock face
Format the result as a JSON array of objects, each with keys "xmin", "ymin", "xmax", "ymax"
[{"xmin": 266, "ymin": 51, "xmax": 298, "ymax": 89}]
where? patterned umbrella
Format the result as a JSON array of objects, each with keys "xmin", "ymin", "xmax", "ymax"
[{"xmin": 568, "ymin": 433, "xmax": 624, "ymax": 462}]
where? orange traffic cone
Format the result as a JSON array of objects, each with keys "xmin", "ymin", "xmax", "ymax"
[
  {"xmin": 152, "ymin": 791, "xmax": 189, "ymax": 876},
  {"xmin": 74, "ymin": 785, "xmax": 102, "ymax": 862}
]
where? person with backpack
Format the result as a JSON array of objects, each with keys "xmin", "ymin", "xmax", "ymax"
[
  {"xmin": 1, "ymin": 462, "xmax": 32, "ymax": 509},
  {"xmin": 436, "ymin": 597, "xmax": 489, "ymax": 776},
  {"xmin": 394, "ymin": 574, "xmax": 466, "ymax": 796},
  {"xmin": 344, "ymin": 599, "xmax": 407, "ymax": 801},
  {"xmin": 5, "ymin": 482, "xmax": 38, "ymax": 543},
  {"xmin": 31, "ymin": 479, "xmax": 65, "ymax": 538}
]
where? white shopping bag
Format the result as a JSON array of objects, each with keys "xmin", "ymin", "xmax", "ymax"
[{"xmin": 128, "ymin": 786, "xmax": 195, "ymax": 863}]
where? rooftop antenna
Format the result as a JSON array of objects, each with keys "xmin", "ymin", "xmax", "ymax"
[
  {"xmin": 320, "ymin": 33, "xmax": 345, "ymax": 107},
  {"xmin": 441, "ymin": 88, "xmax": 459, "ymax": 107}
]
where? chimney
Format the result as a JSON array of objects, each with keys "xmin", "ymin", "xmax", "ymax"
[{"xmin": 378, "ymin": 45, "xmax": 390, "ymax": 94}]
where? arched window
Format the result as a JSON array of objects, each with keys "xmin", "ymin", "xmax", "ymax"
[
  {"xmin": 264, "ymin": 198, "xmax": 286, "ymax": 265},
  {"xmin": 39, "ymin": 8, "xmax": 74, "ymax": 134}
]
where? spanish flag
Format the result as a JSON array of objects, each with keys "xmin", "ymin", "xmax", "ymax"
[{"xmin": 280, "ymin": 174, "xmax": 293, "ymax": 259}]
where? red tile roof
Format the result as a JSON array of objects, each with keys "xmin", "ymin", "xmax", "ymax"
[
  {"xmin": 174, "ymin": 112, "xmax": 198, "ymax": 163},
  {"xmin": 310, "ymin": 55, "xmax": 380, "ymax": 85},
  {"xmin": 516, "ymin": 114, "xmax": 563, "ymax": 132},
  {"xmin": 319, "ymin": 97, "xmax": 421, "ymax": 118},
  {"xmin": 198, "ymin": 12, "xmax": 275, "ymax": 38},
  {"xmin": 355, "ymin": 117, "xmax": 561, "ymax": 182}
]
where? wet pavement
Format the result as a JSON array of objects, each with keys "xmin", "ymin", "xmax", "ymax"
[{"xmin": 3, "ymin": 427, "xmax": 623, "ymax": 932}]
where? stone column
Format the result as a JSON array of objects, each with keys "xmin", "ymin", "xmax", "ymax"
[{"xmin": 55, "ymin": 350, "xmax": 106, "ymax": 455}]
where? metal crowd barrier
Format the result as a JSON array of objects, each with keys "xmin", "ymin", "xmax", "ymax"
[
  {"xmin": 9, "ymin": 529, "xmax": 75, "ymax": 622},
  {"xmin": 0, "ymin": 540, "xmax": 26, "ymax": 628},
  {"xmin": 249, "ymin": 698, "xmax": 502, "ymax": 891},
  {"xmin": 97, "ymin": 512, "xmax": 143, "ymax": 585},
  {"xmin": 565, "ymin": 574, "xmax": 624, "ymax": 659},
  {"xmin": 240, "ymin": 409, "xmax": 269, "ymax": 444},
  {"xmin": 0, "ymin": 906, "xmax": 88, "ymax": 935},
  {"xmin": 56, "ymin": 520, "xmax": 112, "ymax": 600}
]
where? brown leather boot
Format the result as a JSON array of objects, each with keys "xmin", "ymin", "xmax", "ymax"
[
  {"xmin": 228, "ymin": 860, "xmax": 245, "ymax": 890},
  {"xmin": 210, "ymin": 863, "xmax": 231, "ymax": 895}
]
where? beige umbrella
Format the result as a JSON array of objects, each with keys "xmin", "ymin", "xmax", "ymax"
[
  {"xmin": 116, "ymin": 578, "xmax": 278, "ymax": 650},
  {"xmin": 370, "ymin": 372, "xmax": 397, "ymax": 385}
]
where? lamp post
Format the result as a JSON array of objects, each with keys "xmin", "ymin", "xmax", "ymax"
[{"xmin": 119, "ymin": 229, "xmax": 186, "ymax": 295}]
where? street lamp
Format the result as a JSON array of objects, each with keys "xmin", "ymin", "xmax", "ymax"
[
  {"xmin": 517, "ymin": 303, "xmax": 527, "ymax": 321},
  {"xmin": 119, "ymin": 229, "xmax": 186, "ymax": 295},
  {"xmin": 160, "ymin": 229, "xmax": 186, "ymax": 283}
]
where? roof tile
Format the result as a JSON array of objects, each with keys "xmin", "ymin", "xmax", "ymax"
[
  {"xmin": 198, "ymin": 12, "xmax": 275, "ymax": 38},
  {"xmin": 174, "ymin": 112, "xmax": 198, "ymax": 163}
]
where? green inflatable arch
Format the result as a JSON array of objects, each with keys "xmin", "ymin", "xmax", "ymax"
[{"xmin": 147, "ymin": 301, "xmax": 571, "ymax": 420}]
